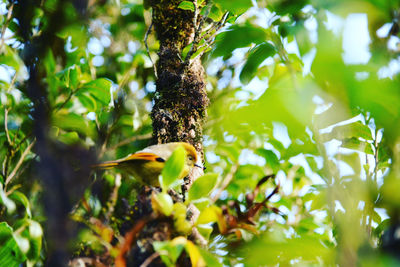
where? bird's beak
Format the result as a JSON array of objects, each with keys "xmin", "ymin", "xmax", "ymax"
[{"xmin": 194, "ymin": 164, "xmax": 206, "ymax": 170}]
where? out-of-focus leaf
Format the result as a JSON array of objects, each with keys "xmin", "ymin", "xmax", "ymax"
[
  {"xmin": 241, "ymin": 230, "xmax": 334, "ymax": 265},
  {"xmin": 255, "ymin": 148, "xmax": 280, "ymax": 171},
  {"xmin": 214, "ymin": 0, "xmax": 252, "ymax": 14},
  {"xmin": 188, "ymin": 173, "xmax": 218, "ymax": 201},
  {"xmin": 173, "ymin": 203, "xmax": 192, "ymax": 234},
  {"xmin": 268, "ymin": 0, "xmax": 309, "ymax": 15},
  {"xmin": 0, "ymin": 184, "xmax": 16, "ymax": 213},
  {"xmin": 153, "ymin": 239, "xmax": 185, "ymax": 266},
  {"xmin": 77, "ymin": 93, "xmax": 97, "ymax": 111},
  {"xmin": 52, "ymin": 113, "xmax": 96, "ymax": 139},
  {"xmin": 208, "ymin": 5, "xmax": 223, "ymax": 21},
  {"xmin": 197, "ymin": 205, "xmax": 222, "ymax": 225},
  {"xmin": 76, "ymin": 78, "xmax": 112, "ymax": 105},
  {"xmin": 240, "ymin": 42, "xmax": 276, "ymax": 85},
  {"xmin": 9, "ymin": 191, "xmax": 31, "ymax": 218},
  {"xmin": 197, "ymin": 225, "xmax": 213, "ymax": 241},
  {"xmin": 321, "ymin": 121, "xmax": 373, "ymax": 141},
  {"xmin": 341, "ymin": 137, "xmax": 374, "ymax": 155},
  {"xmin": 212, "ymin": 24, "xmax": 267, "ymax": 58},
  {"xmin": 0, "ymin": 46, "xmax": 23, "ymax": 71},
  {"xmin": 310, "ymin": 191, "xmax": 327, "ymax": 211},
  {"xmin": 152, "ymin": 192, "xmax": 174, "ymax": 216},
  {"xmin": 185, "ymin": 240, "xmax": 204, "ymax": 267},
  {"xmin": 160, "ymin": 146, "xmax": 186, "ymax": 191},
  {"xmin": 0, "ymin": 222, "xmax": 26, "ymax": 267}
]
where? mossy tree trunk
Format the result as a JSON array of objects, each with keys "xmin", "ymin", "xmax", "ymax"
[
  {"xmin": 125, "ymin": 1, "xmax": 209, "ymax": 266},
  {"xmin": 150, "ymin": 0, "xmax": 209, "ymax": 168}
]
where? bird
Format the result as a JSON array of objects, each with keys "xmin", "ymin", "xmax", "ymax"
[{"xmin": 93, "ymin": 142, "xmax": 202, "ymax": 186}]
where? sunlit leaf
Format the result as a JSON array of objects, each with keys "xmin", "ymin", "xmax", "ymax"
[
  {"xmin": 240, "ymin": 42, "xmax": 276, "ymax": 85},
  {"xmin": 152, "ymin": 192, "xmax": 174, "ymax": 216},
  {"xmin": 160, "ymin": 146, "xmax": 186, "ymax": 191},
  {"xmin": 188, "ymin": 173, "xmax": 218, "ymax": 201},
  {"xmin": 178, "ymin": 1, "xmax": 195, "ymax": 11},
  {"xmin": 0, "ymin": 222, "xmax": 26, "ymax": 267},
  {"xmin": 212, "ymin": 24, "xmax": 267, "ymax": 58}
]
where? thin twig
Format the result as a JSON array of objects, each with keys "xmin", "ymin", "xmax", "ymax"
[
  {"xmin": 139, "ymin": 252, "xmax": 160, "ymax": 267},
  {"xmin": 4, "ymin": 108, "xmax": 12, "ymax": 145},
  {"xmin": 5, "ymin": 140, "xmax": 36, "ymax": 187},
  {"xmin": 211, "ymin": 163, "xmax": 238, "ymax": 202},
  {"xmin": 7, "ymin": 73, "xmax": 18, "ymax": 92},
  {"xmin": 0, "ymin": 3, "xmax": 14, "ymax": 52},
  {"xmin": 105, "ymin": 174, "xmax": 121, "ymax": 220},
  {"xmin": 186, "ymin": 10, "xmax": 229, "ymax": 67},
  {"xmin": 55, "ymin": 90, "xmax": 74, "ymax": 112},
  {"xmin": 115, "ymin": 214, "xmax": 155, "ymax": 267},
  {"xmin": 9, "ymin": 154, "xmax": 38, "ymax": 190},
  {"xmin": 144, "ymin": 20, "xmax": 157, "ymax": 79},
  {"xmin": 108, "ymin": 133, "xmax": 152, "ymax": 151},
  {"xmin": 182, "ymin": 2, "xmax": 211, "ymax": 71}
]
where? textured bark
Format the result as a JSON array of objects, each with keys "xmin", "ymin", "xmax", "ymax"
[
  {"xmin": 150, "ymin": 0, "xmax": 209, "ymax": 161},
  {"xmin": 126, "ymin": 1, "xmax": 208, "ymax": 266}
]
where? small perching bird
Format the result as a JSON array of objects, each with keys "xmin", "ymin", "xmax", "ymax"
[{"xmin": 93, "ymin": 142, "xmax": 201, "ymax": 186}]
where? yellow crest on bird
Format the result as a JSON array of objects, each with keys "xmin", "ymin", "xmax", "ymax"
[{"xmin": 94, "ymin": 142, "xmax": 200, "ymax": 186}]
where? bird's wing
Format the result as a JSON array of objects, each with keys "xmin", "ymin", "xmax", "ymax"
[{"xmin": 123, "ymin": 152, "xmax": 165, "ymax": 162}]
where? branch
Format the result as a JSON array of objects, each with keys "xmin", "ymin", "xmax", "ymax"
[
  {"xmin": 182, "ymin": 2, "xmax": 211, "ymax": 71},
  {"xmin": 107, "ymin": 133, "xmax": 152, "ymax": 151},
  {"xmin": 139, "ymin": 252, "xmax": 160, "ymax": 267},
  {"xmin": 144, "ymin": 20, "xmax": 157, "ymax": 79},
  {"xmin": 211, "ymin": 163, "xmax": 238, "ymax": 202},
  {"xmin": 5, "ymin": 140, "xmax": 36, "ymax": 188},
  {"xmin": 0, "ymin": 2, "xmax": 14, "ymax": 52},
  {"xmin": 115, "ymin": 214, "xmax": 155, "ymax": 267},
  {"xmin": 191, "ymin": 12, "xmax": 229, "ymax": 62}
]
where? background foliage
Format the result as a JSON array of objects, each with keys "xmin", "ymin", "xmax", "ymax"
[{"xmin": 1, "ymin": 0, "xmax": 400, "ymax": 266}]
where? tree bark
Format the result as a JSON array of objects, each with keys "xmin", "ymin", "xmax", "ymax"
[
  {"xmin": 125, "ymin": 1, "xmax": 209, "ymax": 266},
  {"xmin": 150, "ymin": 0, "xmax": 209, "ymax": 168}
]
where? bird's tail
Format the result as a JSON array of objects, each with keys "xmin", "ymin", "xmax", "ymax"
[{"xmin": 91, "ymin": 161, "xmax": 119, "ymax": 169}]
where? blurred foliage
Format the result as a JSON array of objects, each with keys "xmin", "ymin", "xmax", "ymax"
[{"xmin": 0, "ymin": 0, "xmax": 400, "ymax": 266}]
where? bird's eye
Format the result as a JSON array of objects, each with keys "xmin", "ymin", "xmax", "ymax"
[{"xmin": 188, "ymin": 155, "xmax": 193, "ymax": 161}]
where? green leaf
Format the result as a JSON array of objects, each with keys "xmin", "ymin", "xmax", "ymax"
[
  {"xmin": 341, "ymin": 137, "xmax": 374, "ymax": 155},
  {"xmin": 0, "ymin": 222, "xmax": 26, "ymax": 267},
  {"xmin": 255, "ymin": 148, "xmax": 280, "ymax": 171},
  {"xmin": 153, "ymin": 240, "xmax": 185, "ymax": 266},
  {"xmin": 52, "ymin": 113, "xmax": 96, "ymax": 139},
  {"xmin": 188, "ymin": 173, "xmax": 218, "ymax": 201},
  {"xmin": 77, "ymin": 78, "xmax": 112, "ymax": 105},
  {"xmin": 0, "ymin": 184, "xmax": 16, "ymax": 213},
  {"xmin": 0, "ymin": 46, "xmax": 23, "ymax": 71},
  {"xmin": 58, "ymin": 131, "xmax": 81, "ymax": 145},
  {"xmin": 160, "ymin": 146, "xmax": 186, "ymax": 191},
  {"xmin": 77, "ymin": 93, "xmax": 97, "ymax": 111},
  {"xmin": 178, "ymin": 1, "xmax": 195, "ymax": 11},
  {"xmin": 240, "ymin": 42, "xmax": 276, "ymax": 84},
  {"xmin": 197, "ymin": 205, "xmax": 221, "ymax": 224},
  {"xmin": 198, "ymin": 247, "xmax": 222, "ymax": 266},
  {"xmin": 9, "ymin": 191, "xmax": 31, "ymax": 218},
  {"xmin": 214, "ymin": 0, "xmax": 252, "ymax": 14},
  {"xmin": 152, "ymin": 193, "xmax": 174, "ymax": 216},
  {"xmin": 212, "ymin": 24, "xmax": 267, "ymax": 59},
  {"xmin": 197, "ymin": 225, "xmax": 213, "ymax": 241},
  {"xmin": 208, "ymin": 5, "xmax": 223, "ymax": 21}
]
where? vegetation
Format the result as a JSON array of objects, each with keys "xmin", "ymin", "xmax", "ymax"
[{"xmin": 0, "ymin": 0, "xmax": 400, "ymax": 266}]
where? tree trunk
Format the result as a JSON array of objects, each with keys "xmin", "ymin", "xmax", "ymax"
[
  {"xmin": 125, "ymin": 1, "xmax": 209, "ymax": 266},
  {"xmin": 150, "ymin": 0, "xmax": 209, "ymax": 167}
]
